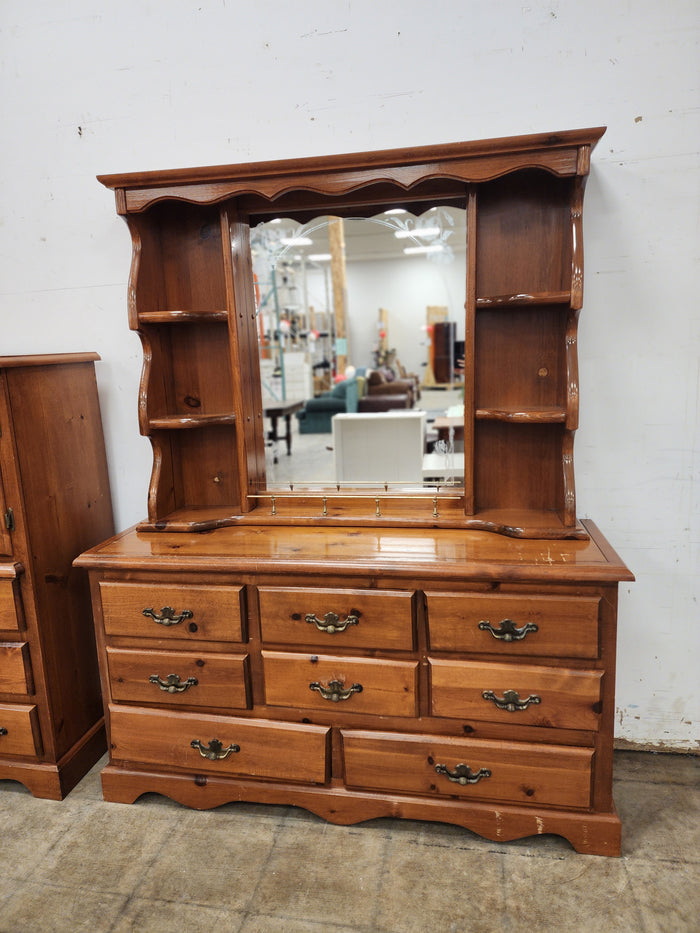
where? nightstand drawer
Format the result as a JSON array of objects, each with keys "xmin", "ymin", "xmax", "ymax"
[
  {"xmin": 342, "ymin": 730, "xmax": 593, "ymax": 809},
  {"xmin": 0, "ymin": 581, "xmax": 22, "ymax": 633},
  {"xmin": 0, "ymin": 703, "xmax": 42, "ymax": 758},
  {"xmin": 430, "ymin": 659, "xmax": 602, "ymax": 731},
  {"xmin": 109, "ymin": 706, "xmax": 330, "ymax": 784},
  {"xmin": 0, "ymin": 642, "xmax": 33, "ymax": 694},
  {"xmin": 100, "ymin": 582, "xmax": 245, "ymax": 642},
  {"xmin": 107, "ymin": 647, "xmax": 250, "ymax": 709},
  {"xmin": 426, "ymin": 592, "xmax": 600, "ymax": 658},
  {"xmin": 258, "ymin": 586, "xmax": 415, "ymax": 650},
  {"xmin": 262, "ymin": 650, "xmax": 419, "ymax": 718}
]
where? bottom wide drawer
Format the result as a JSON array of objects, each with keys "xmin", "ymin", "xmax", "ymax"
[
  {"xmin": 342, "ymin": 730, "xmax": 593, "ymax": 809},
  {"xmin": 109, "ymin": 706, "xmax": 330, "ymax": 784},
  {"xmin": 0, "ymin": 703, "xmax": 42, "ymax": 758}
]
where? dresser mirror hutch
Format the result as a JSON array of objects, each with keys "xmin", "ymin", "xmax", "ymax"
[{"xmin": 77, "ymin": 127, "xmax": 633, "ymax": 855}]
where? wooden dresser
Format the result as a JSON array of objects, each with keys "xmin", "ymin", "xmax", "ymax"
[
  {"xmin": 77, "ymin": 520, "xmax": 630, "ymax": 855},
  {"xmin": 77, "ymin": 128, "xmax": 633, "ymax": 854},
  {"xmin": 0, "ymin": 354, "xmax": 114, "ymax": 797}
]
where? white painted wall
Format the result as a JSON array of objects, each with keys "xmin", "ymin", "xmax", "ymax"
[
  {"xmin": 346, "ymin": 254, "xmax": 467, "ymax": 373},
  {"xmin": 0, "ymin": 0, "xmax": 697, "ymax": 750}
]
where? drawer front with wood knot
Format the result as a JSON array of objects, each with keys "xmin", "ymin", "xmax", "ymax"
[
  {"xmin": 429, "ymin": 658, "xmax": 603, "ymax": 731},
  {"xmin": 106, "ymin": 646, "xmax": 251, "ymax": 710},
  {"xmin": 109, "ymin": 705, "xmax": 330, "ymax": 784},
  {"xmin": 100, "ymin": 581, "xmax": 245, "ymax": 642},
  {"xmin": 259, "ymin": 586, "xmax": 415, "ymax": 650},
  {"xmin": 262, "ymin": 650, "xmax": 419, "ymax": 718},
  {"xmin": 341, "ymin": 729, "xmax": 594, "ymax": 809},
  {"xmin": 425, "ymin": 592, "xmax": 600, "ymax": 658}
]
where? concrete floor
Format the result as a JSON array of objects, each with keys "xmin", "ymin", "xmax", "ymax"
[{"xmin": 0, "ymin": 750, "xmax": 697, "ymax": 932}]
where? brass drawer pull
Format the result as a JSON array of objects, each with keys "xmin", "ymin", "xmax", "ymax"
[
  {"xmin": 305, "ymin": 611, "xmax": 359, "ymax": 634},
  {"xmin": 190, "ymin": 738, "xmax": 240, "ymax": 760},
  {"xmin": 309, "ymin": 679, "xmax": 363, "ymax": 702},
  {"xmin": 478, "ymin": 618, "xmax": 538, "ymax": 642},
  {"xmin": 482, "ymin": 689, "xmax": 541, "ymax": 712},
  {"xmin": 149, "ymin": 673, "xmax": 198, "ymax": 693},
  {"xmin": 142, "ymin": 606, "xmax": 194, "ymax": 626},
  {"xmin": 0, "ymin": 727, "xmax": 7, "ymax": 737},
  {"xmin": 435, "ymin": 763, "xmax": 492, "ymax": 785}
]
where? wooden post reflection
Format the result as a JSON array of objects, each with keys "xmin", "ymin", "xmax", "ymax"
[{"xmin": 329, "ymin": 217, "xmax": 348, "ymax": 375}]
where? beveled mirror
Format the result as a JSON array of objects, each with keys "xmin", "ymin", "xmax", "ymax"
[{"xmin": 251, "ymin": 208, "xmax": 467, "ymax": 491}]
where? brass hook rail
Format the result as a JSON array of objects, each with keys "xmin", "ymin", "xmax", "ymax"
[
  {"xmin": 246, "ymin": 489, "xmax": 463, "ymax": 519},
  {"xmin": 247, "ymin": 485, "xmax": 464, "ymax": 497}
]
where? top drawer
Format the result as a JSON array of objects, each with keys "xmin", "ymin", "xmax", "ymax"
[
  {"xmin": 425, "ymin": 592, "xmax": 600, "ymax": 659},
  {"xmin": 100, "ymin": 582, "xmax": 245, "ymax": 642},
  {"xmin": 258, "ymin": 586, "xmax": 414, "ymax": 651}
]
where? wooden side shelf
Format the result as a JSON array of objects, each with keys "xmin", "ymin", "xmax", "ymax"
[
  {"xmin": 138, "ymin": 310, "xmax": 229, "ymax": 324},
  {"xmin": 476, "ymin": 290, "xmax": 571, "ymax": 308},
  {"xmin": 147, "ymin": 413, "xmax": 237, "ymax": 430},
  {"xmin": 475, "ymin": 408, "xmax": 567, "ymax": 423},
  {"xmin": 0, "ymin": 354, "xmax": 114, "ymax": 797}
]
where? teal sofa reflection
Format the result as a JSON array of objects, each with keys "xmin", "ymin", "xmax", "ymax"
[{"xmin": 295, "ymin": 378, "xmax": 359, "ymax": 434}]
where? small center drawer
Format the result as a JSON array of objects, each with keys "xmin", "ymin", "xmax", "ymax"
[
  {"xmin": 425, "ymin": 592, "xmax": 600, "ymax": 658},
  {"xmin": 0, "ymin": 703, "xmax": 42, "ymax": 758},
  {"xmin": 430, "ymin": 659, "xmax": 603, "ymax": 731},
  {"xmin": 100, "ymin": 582, "xmax": 245, "ymax": 642},
  {"xmin": 0, "ymin": 642, "xmax": 34, "ymax": 695},
  {"xmin": 106, "ymin": 647, "xmax": 250, "ymax": 710},
  {"xmin": 0, "ymin": 580, "xmax": 22, "ymax": 633},
  {"xmin": 258, "ymin": 586, "xmax": 415, "ymax": 650},
  {"xmin": 109, "ymin": 705, "xmax": 330, "ymax": 784},
  {"xmin": 262, "ymin": 650, "xmax": 419, "ymax": 718},
  {"xmin": 341, "ymin": 729, "xmax": 593, "ymax": 809}
]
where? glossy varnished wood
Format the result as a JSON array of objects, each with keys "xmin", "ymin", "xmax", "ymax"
[
  {"xmin": 429, "ymin": 658, "xmax": 603, "ymax": 730},
  {"xmin": 77, "ymin": 520, "xmax": 632, "ymax": 583},
  {"xmin": 99, "ymin": 764, "xmax": 622, "ymax": 856},
  {"xmin": 0, "ymin": 703, "xmax": 42, "ymax": 757},
  {"xmin": 78, "ymin": 516, "xmax": 630, "ymax": 854},
  {"xmin": 258, "ymin": 586, "xmax": 415, "ymax": 650},
  {"xmin": 341, "ymin": 729, "xmax": 594, "ymax": 809},
  {"xmin": 109, "ymin": 705, "xmax": 330, "ymax": 784},
  {"xmin": 0, "ymin": 641, "xmax": 33, "ymax": 694},
  {"xmin": 97, "ymin": 128, "xmax": 606, "ymax": 207},
  {"xmin": 86, "ymin": 130, "xmax": 632, "ymax": 855},
  {"xmin": 261, "ymin": 651, "xmax": 419, "ymax": 718},
  {"xmin": 425, "ymin": 591, "xmax": 600, "ymax": 657},
  {"xmin": 99, "ymin": 128, "xmax": 605, "ymax": 535},
  {"xmin": 0, "ymin": 354, "xmax": 114, "ymax": 797},
  {"xmin": 99, "ymin": 580, "xmax": 245, "ymax": 641},
  {"xmin": 0, "ymin": 578, "xmax": 22, "ymax": 632},
  {"xmin": 106, "ymin": 646, "xmax": 250, "ymax": 710}
]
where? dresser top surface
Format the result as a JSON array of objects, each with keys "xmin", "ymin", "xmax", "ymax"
[{"xmin": 76, "ymin": 520, "xmax": 632, "ymax": 584}]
